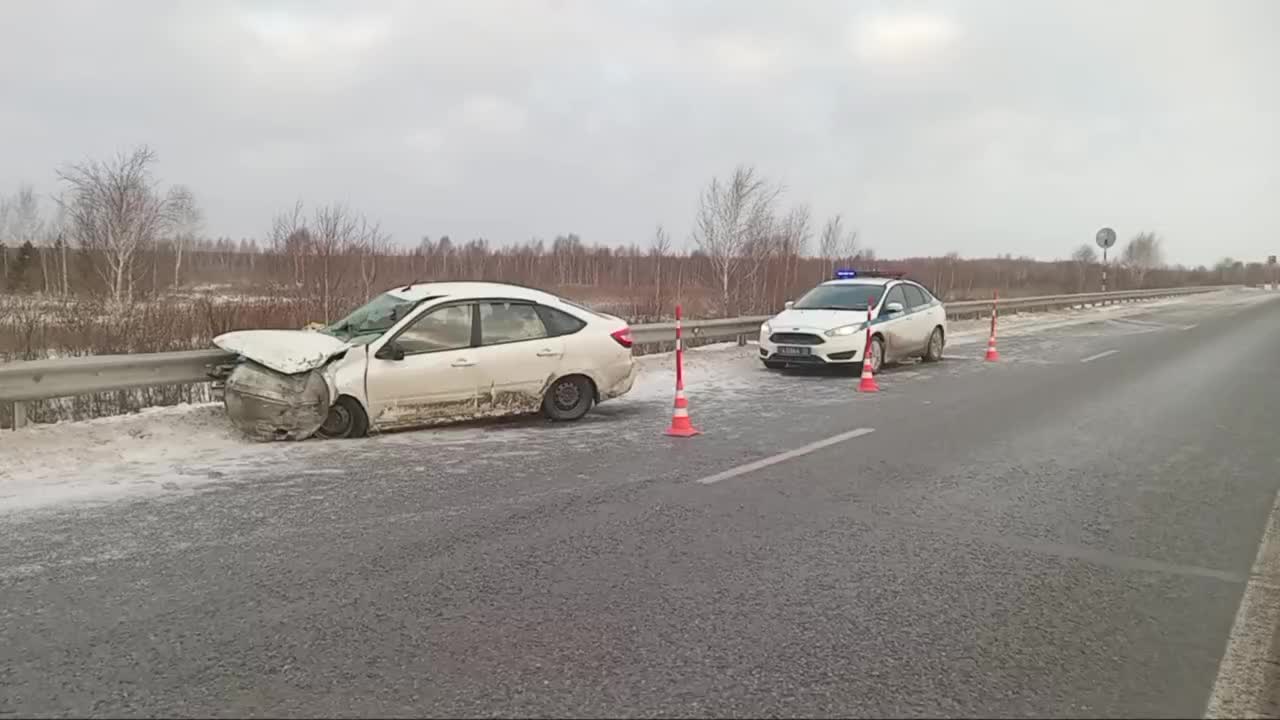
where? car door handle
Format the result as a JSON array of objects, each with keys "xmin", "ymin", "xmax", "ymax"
[
  {"xmin": 451, "ymin": 359, "xmax": 476, "ymax": 367},
  {"xmin": 535, "ymin": 349, "xmax": 562, "ymax": 357}
]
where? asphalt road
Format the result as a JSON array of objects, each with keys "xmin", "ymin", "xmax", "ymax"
[{"xmin": 4, "ymin": 291, "xmax": 1280, "ymax": 718}]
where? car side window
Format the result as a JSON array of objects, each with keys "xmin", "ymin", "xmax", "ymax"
[
  {"xmin": 479, "ymin": 302, "xmax": 548, "ymax": 346},
  {"xmin": 902, "ymin": 284, "xmax": 928, "ymax": 309},
  {"xmin": 881, "ymin": 286, "xmax": 907, "ymax": 317},
  {"xmin": 535, "ymin": 305, "xmax": 587, "ymax": 337},
  {"xmin": 397, "ymin": 303, "xmax": 474, "ymax": 354}
]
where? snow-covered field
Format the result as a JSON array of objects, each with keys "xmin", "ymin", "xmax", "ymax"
[{"xmin": 1, "ymin": 287, "xmax": 1272, "ymax": 514}]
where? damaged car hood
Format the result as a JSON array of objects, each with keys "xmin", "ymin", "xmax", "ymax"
[{"xmin": 213, "ymin": 330, "xmax": 354, "ymax": 375}]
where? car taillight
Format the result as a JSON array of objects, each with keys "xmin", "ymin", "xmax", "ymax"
[{"xmin": 610, "ymin": 327, "xmax": 634, "ymax": 349}]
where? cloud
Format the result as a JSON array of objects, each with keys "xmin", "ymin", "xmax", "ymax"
[
  {"xmin": 0, "ymin": 0, "xmax": 1276, "ymax": 264},
  {"xmin": 850, "ymin": 12, "xmax": 960, "ymax": 64}
]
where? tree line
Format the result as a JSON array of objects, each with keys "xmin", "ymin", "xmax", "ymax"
[{"xmin": 1, "ymin": 148, "xmax": 1271, "ymax": 321}]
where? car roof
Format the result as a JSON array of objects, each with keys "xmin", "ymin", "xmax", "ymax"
[{"xmin": 386, "ymin": 281, "xmax": 561, "ymax": 303}]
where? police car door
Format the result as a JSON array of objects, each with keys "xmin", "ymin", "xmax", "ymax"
[{"xmin": 878, "ymin": 284, "xmax": 913, "ymax": 361}]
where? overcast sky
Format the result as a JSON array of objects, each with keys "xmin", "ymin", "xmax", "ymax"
[{"xmin": 1, "ymin": 0, "xmax": 1276, "ymax": 265}]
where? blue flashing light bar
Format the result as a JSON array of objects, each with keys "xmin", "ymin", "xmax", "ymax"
[{"xmin": 834, "ymin": 268, "xmax": 857, "ymax": 279}]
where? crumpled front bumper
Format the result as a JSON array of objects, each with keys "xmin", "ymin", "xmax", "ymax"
[{"xmin": 223, "ymin": 361, "xmax": 330, "ymax": 441}]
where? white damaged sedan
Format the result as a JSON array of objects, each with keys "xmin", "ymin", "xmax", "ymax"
[{"xmin": 213, "ymin": 282, "xmax": 637, "ymax": 440}]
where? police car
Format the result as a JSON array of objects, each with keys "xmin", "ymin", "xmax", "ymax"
[{"xmin": 759, "ymin": 270, "xmax": 948, "ymax": 372}]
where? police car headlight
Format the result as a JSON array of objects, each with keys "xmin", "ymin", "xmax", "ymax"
[
  {"xmin": 825, "ymin": 322, "xmax": 866, "ymax": 337},
  {"xmin": 761, "ymin": 321, "xmax": 772, "ymax": 334}
]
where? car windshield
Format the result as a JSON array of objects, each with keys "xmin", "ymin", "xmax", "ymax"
[
  {"xmin": 322, "ymin": 292, "xmax": 424, "ymax": 341},
  {"xmin": 792, "ymin": 284, "xmax": 883, "ymax": 311}
]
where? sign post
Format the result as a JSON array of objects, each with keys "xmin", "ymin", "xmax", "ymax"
[
  {"xmin": 1095, "ymin": 227, "xmax": 1117, "ymax": 297},
  {"xmin": 1268, "ymin": 254, "xmax": 1277, "ymax": 290}
]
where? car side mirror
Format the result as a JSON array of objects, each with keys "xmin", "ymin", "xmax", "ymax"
[
  {"xmin": 784, "ymin": 300, "xmax": 794, "ymax": 310},
  {"xmin": 375, "ymin": 342, "xmax": 405, "ymax": 361},
  {"xmin": 885, "ymin": 301, "xmax": 905, "ymax": 314}
]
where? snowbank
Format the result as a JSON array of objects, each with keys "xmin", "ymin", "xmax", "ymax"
[{"xmin": 0, "ymin": 403, "xmax": 261, "ymax": 512}]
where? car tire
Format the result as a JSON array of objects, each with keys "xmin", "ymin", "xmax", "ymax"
[
  {"xmin": 543, "ymin": 375, "xmax": 595, "ymax": 421},
  {"xmin": 923, "ymin": 327, "xmax": 944, "ymax": 362},
  {"xmin": 762, "ymin": 359, "xmax": 787, "ymax": 370},
  {"xmin": 866, "ymin": 335, "xmax": 886, "ymax": 374},
  {"xmin": 315, "ymin": 395, "xmax": 370, "ymax": 439}
]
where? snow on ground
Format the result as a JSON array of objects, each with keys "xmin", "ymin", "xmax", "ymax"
[
  {"xmin": 628, "ymin": 342, "xmax": 761, "ymax": 403},
  {"xmin": 1, "ymin": 287, "xmax": 1272, "ymax": 513},
  {"xmin": 0, "ymin": 404, "xmax": 260, "ymax": 512}
]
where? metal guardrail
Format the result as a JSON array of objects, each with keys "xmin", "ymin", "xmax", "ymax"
[{"xmin": 0, "ymin": 285, "xmax": 1241, "ymax": 429}]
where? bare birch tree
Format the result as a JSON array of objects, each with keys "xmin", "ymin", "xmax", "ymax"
[
  {"xmin": 691, "ymin": 165, "xmax": 781, "ymax": 314},
  {"xmin": 7, "ymin": 186, "xmax": 45, "ymax": 292},
  {"xmin": 1071, "ymin": 244, "xmax": 1096, "ymax": 292},
  {"xmin": 166, "ymin": 184, "xmax": 202, "ymax": 289},
  {"xmin": 267, "ymin": 201, "xmax": 309, "ymax": 290},
  {"xmin": 840, "ymin": 228, "xmax": 860, "ymax": 266},
  {"xmin": 310, "ymin": 203, "xmax": 361, "ymax": 321},
  {"xmin": 0, "ymin": 196, "xmax": 10, "ymax": 282},
  {"xmin": 356, "ymin": 217, "xmax": 391, "ymax": 300},
  {"xmin": 1121, "ymin": 231, "xmax": 1164, "ymax": 288},
  {"xmin": 57, "ymin": 147, "xmax": 172, "ymax": 304},
  {"xmin": 650, "ymin": 224, "xmax": 671, "ymax": 314},
  {"xmin": 818, "ymin": 214, "xmax": 843, "ymax": 280}
]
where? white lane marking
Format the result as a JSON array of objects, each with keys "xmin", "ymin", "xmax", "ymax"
[
  {"xmin": 1206, "ymin": 488, "xmax": 1280, "ymax": 718},
  {"xmin": 1080, "ymin": 349, "xmax": 1119, "ymax": 363},
  {"xmin": 696, "ymin": 428, "xmax": 876, "ymax": 485},
  {"xmin": 1183, "ymin": 324, "xmax": 1200, "ymax": 331}
]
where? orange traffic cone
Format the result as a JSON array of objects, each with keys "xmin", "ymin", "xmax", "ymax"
[
  {"xmin": 858, "ymin": 358, "xmax": 880, "ymax": 392},
  {"xmin": 664, "ymin": 303, "xmax": 700, "ymax": 437},
  {"xmin": 665, "ymin": 387, "xmax": 700, "ymax": 437},
  {"xmin": 985, "ymin": 290, "xmax": 1000, "ymax": 362},
  {"xmin": 858, "ymin": 307, "xmax": 880, "ymax": 392}
]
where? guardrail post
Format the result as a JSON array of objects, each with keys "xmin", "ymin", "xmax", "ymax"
[{"xmin": 13, "ymin": 401, "xmax": 27, "ymax": 430}]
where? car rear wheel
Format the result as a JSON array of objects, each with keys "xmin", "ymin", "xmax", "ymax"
[
  {"xmin": 316, "ymin": 395, "xmax": 369, "ymax": 439},
  {"xmin": 543, "ymin": 375, "xmax": 595, "ymax": 421},
  {"xmin": 923, "ymin": 327, "xmax": 944, "ymax": 362}
]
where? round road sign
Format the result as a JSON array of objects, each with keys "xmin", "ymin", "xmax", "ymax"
[{"xmin": 1096, "ymin": 227, "xmax": 1117, "ymax": 249}]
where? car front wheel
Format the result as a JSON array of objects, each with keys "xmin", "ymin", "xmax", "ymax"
[
  {"xmin": 315, "ymin": 395, "xmax": 370, "ymax": 439},
  {"xmin": 923, "ymin": 327, "xmax": 944, "ymax": 362},
  {"xmin": 866, "ymin": 336, "xmax": 885, "ymax": 374}
]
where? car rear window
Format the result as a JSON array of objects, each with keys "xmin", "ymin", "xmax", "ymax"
[
  {"xmin": 479, "ymin": 302, "xmax": 548, "ymax": 345},
  {"xmin": 902, "ymin": 285, "xmax": 928, "ymax": 309},
  {"xmin": 536, "ymin": 305, "xmax": 588, "ymax": 336}
]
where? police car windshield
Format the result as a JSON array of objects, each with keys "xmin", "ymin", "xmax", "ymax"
[{"xmin": 793, "ymin": 284, "xmax": 882, "ymax": 311}]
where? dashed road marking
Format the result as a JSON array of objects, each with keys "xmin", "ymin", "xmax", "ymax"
[
  {"xmin": 1080, "ymin": 349, "xmax": 1119, "ymax": 363},
  {"xmin": 1183, "ymin": 324, "xmax": 1200, "ymax": 331},
  {"xmin": 696, "ymin": 428, "xmax": 876, "ymax": 485}
]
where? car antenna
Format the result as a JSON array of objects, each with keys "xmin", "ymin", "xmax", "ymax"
[{"xmin": 401, "ymin": 280, "xmax": 422, "ymax": 291}]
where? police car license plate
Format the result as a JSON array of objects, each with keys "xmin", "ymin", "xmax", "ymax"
[{"xmin": 777, "ymin": 346, "xmax": 810, "ymax": 356}]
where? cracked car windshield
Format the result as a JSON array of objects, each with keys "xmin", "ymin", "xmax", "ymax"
[
  {"xmin": 323, "ymin": 293, "xmax": 422, "ymax": 342},
  {"xmin": 792, "ymin": 284, "xmax": 880, "ymax": 311}
]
